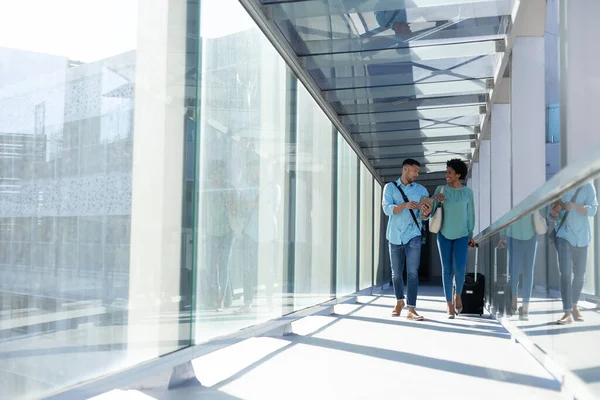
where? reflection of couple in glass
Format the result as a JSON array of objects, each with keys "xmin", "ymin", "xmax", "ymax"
[
  {"xmin": 498, "ymin": 210, "xmax": 546, "ymax": 321},
  {"xmin": 548, "ymin": 183, "xmax": 598, "ymax": 325},
  {"xmin": 235, "ymin": 160, "xmax": 281, "ymax": 314},
  {"xmin": 497, "ymin": 182, "xmax": 597, "ymax": 323}
]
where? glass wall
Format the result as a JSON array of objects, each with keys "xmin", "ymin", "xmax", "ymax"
[
  {"xmin": 195, "ymin": 1, "xmax": 289, "ymax": 341},
  {"xmin": 0, "ymin": 1, "xmax": 199, "ymax": 398},
  {"xmin": 373, "ymin": 184, "xmax": 384, "ymax": 287},
  {"xmin": 359, "ymin": 164, "xmax": 374, "ymax": 290},
  {"xmin": 474, "ymin": 178, "xmax": 600, "ymax": 397},
  {"xmin": 336, "ymin": 139, "xmax": 359, "ymax": 296},
  {"xmin": 294, "ymin": 86, "xmax": 335, "ymax": 311},
  {"xmin": 0, "ymin": 0, "xmax": 383, "ymax": 397}
]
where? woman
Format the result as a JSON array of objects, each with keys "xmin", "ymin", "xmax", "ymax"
[{"xmin": 431, "ymin": 159, "xmax": 476, "ymax": 319}]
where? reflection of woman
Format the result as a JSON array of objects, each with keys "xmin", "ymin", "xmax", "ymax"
[
  {"xmin": 498, "ymin": 213, "xmax": 539, "ymax": 320},
  {"xmin": 548, "ymin": 183, "xmax": 598, "ymax": 325},
  {"xmin": 430, "ymin": 159, "xmax": 476, "ymax": 319}
]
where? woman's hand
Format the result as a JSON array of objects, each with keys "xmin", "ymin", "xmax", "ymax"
[
  {"xmin": 468, "ymin": 238, "xmax": 477, "ymax": 248},
  {"xmin": 433, "ymin": 193, "xmax": 446, "ymax": 203}
]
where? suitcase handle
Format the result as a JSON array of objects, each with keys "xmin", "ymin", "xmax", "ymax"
[{"xmin": 474, "ymin": 245, "xmax": 479, "ymax": 282}]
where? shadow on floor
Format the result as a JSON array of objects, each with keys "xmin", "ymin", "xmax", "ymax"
[{"xmin": 282, "ymin": 334, "xmax": 560, "ymax": 392}]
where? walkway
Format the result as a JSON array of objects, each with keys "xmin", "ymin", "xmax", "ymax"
[{"xmin": 97, "ymin": 286, "xmax": 564, "ymax": 400}]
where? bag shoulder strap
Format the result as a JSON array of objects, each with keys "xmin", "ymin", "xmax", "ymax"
[
  {"xmin": 556, "ymin": 187, "xmax": 583, "ymax": 234},
  {"xmin": 395, "ymin": 182, "xmax": 420, "ymax": 228}
]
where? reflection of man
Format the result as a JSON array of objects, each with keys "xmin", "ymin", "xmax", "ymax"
[
  {"xmin": 374, "ymin": 5, "xmax": 449, "ymax": 38},
  {"xmin": 375, "ymin": 8, "xmax": 411, "ymax": 36},
  {"xmin": 203, "ymin": 160, "xmax": 234, "ymax": 310},
  {"xmin": 548, "ymin": 183, "xmax": 598, "ymax": 325}
]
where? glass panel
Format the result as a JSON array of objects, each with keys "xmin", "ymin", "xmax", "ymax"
[
  {"xmin": 336, "ymin": 138, "xmax": 359, "ymax": 296},
  {"xmin": 366, "ymin": 141, "xmax": 474, "ymax": 159},
  {"xmin": 359, "ymin": 164, "xmax": 374, "ymax": 290},
  {"xmin": 333, "ymin": 95, "xmax": 486, "ymax": 116},
  {"xmin": 472, "ymin": 179, "xmax": 600, "ymax": 397},
  {"xmin": 373, "ymin": 182, "xmax": 383, "ymax": 287},
  {"xmin": 294, "ymin": 84, "xmax": 335, "ymax": 310},
  {"xmin": 195, "ymin": 0, "xmax": 290, "ymax": 342},
  {"xmin": 304, "ymin": 41, "xmax": 500, "ymax": 70},
  {"xmin": 265, "ymin": 0, "xmax": 510, "ymax": 56},
  {"xmin": 348, "ymin": 115, "xmax": 481, "ymax": 134},
  {"xmin": 0, "ymin": 1, "xmax": 198, "ymax": 398},
  {"xmin": 328, "ymin": 80, "xmax": 489, "ymax": 103},
  {"xmin": 342, "ymin": 105, "xmax": 482, "ymax": 125}
]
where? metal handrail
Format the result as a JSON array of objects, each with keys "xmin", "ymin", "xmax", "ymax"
[{"xmin": 473, "ymin": 142, "xmax": 600, "ymax": 243}]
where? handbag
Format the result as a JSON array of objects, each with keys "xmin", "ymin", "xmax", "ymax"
[
  {"xmin": 532, "ymin": 210, "xmax": 547, "ymax": 234},
  {"xmin": 395, "ymin": 183, "xmax": 427, "ymax": 244},
  {"xmin": 548, "ymin": 187, "xmax": 582, "ymax": 243},
  {"xmin": 429, "ymin": 185, "xmax": 444, "ymax": 234}
]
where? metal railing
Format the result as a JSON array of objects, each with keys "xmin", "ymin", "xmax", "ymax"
[{"xmin": 473, "ymin": 142, "xmax": 600, "ymax": 244}]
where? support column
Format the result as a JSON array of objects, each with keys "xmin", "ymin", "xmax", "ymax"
[
  {"xmin": 127, "ymin": 0, "xmax": 192, "ymax": 375},
  {"xmin": 479, "ymin": 140, "xmax": 491, "ymax": 230},
  {"xmin": 491, "ymin": 104, "xmax": 511, "ymax": 222},
  {"xmin": 511, "ymin": 37, "xmax": 546, "ymax": 205},
  {"xmin": 470, "ymin": 162, "xmax": 480, "ymax": 235},
  {"xmin": 560, "ymin": 0, "xmax": 600, "ymax": 165}
]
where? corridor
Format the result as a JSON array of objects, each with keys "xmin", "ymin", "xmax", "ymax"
[{"xmin": 97, "ymin": 286, "xmax": 562, "ymax": 400}]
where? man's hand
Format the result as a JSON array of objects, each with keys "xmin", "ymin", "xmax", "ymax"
[
  {"xmin": 433, "ymin": 193, "xmax": 446, "ymax": 203},
  {"xmin": 565, "ymin": 202, "xmax": 587, "ymax": 215},
  {"xmin": 405, "ymin": 201, "xmax": 419, "ymax": 210},
  {"xmin": 420, "ymin": 203, "xmax": 431, "ymax": 218},
  {"xmin": 393, "ymin": 202, "xmax": 418, "ymax": 214},
  {"xmin": 392, "ymin": 203, "xmax": 404, "ymax": 214}
]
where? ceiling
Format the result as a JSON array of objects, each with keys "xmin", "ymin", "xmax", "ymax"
[{"xmin": 251, "ymin": 0, "xmax": 512, "ymax": 191}]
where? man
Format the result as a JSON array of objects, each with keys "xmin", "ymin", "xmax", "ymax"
[
  {"xmin": 548, "ymin": 182, "xmax": 598, "ymax": 325},
  {"xmin": 382, "ymin": 158, "xmax": 431, "ymax": 321}
]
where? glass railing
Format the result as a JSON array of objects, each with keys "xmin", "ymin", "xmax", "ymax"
[{"xmin": 471, "ymin": 147, "xmax": 600, "ymax": 399}]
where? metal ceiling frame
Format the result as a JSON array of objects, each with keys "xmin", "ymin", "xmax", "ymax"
[
  {"xmin": 237, "ymin": 0, "xmax": 385, "ymax": 185},
  {"xmin": 240, "ymin": 0, "xmax": 512, "ymax": 186}
]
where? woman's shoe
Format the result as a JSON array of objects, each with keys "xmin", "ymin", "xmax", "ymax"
[
  {"xmin": 517, "ymin": 306, "xmax": 529, "ymax": 321},
  {"xmin": 392, "ymin": 300, "xmax": 405, "ymax": 317},
  {"xmin": 572, "ymin": 307, "xmax": 584, "ymax": 322},
  {"xmin": 556, "ymin": 312, "xmax": 573, "ymax": 325},
  {"xmin": 454, "ymin": 294, "xmax": 463, "ymax": 314},
  {"xmin": 447, "ymin": 301, "xmax": 456, "ymax": 319}
]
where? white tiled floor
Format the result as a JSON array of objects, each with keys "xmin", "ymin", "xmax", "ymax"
[{"xmin": 98, "ymin": 286, "xmax": 567, "ymax": 400}]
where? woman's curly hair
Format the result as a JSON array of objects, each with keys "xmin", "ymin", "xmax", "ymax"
[{"xmin": 446, "ymin": 158, "xmax": 468, "ymax": 180}]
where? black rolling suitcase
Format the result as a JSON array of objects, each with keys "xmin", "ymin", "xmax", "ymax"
[
  {"xmin": 493, "ymin": 246, "xmax": 512, "ymax": 315},
  {"xmin": 461, "ymin": 246, "xmax": 485, "ymax": 316}
]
